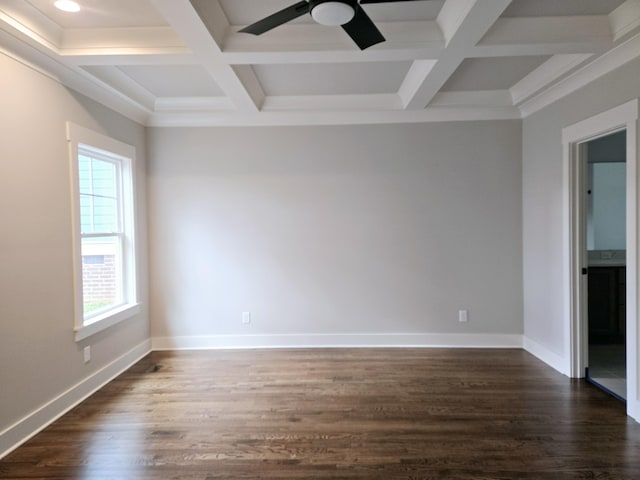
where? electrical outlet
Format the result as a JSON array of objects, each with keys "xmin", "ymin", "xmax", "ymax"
[
  {"xmin": 242, "ymin": 311, "xmax": 251, "ymax": 324},
  {"xmin": 458, "ymin": 310, "xmax": 469, "ymax": 323},
  {"xmin": 83, "ymin": 346, "xmax": 91, "ymax": 363}
]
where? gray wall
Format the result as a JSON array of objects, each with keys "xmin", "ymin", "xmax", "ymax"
[
  {"xmin": 522, "ymin": 57, "xmax": 640, "ymax": 356},
  {"xmin": 0, "ymin": 52, "xmax": 149, "ymax": 438},
  {"xmin": 148, "ymin": 121, "xmax": 523, "ymax": 343}
]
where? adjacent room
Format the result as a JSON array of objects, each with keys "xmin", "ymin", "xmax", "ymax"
[{"xmin": 2, "ymin": 0, "xmax": 640, "ymax": 478}]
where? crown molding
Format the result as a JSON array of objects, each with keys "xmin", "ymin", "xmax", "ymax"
[
  {"xmin": 519, "ymin": 32, "xmax": 640, "ymax": 118},
  {"xmin": 0, "ymin": 28, "xmax": 151, "ymax": 124},
  {"xmin": 510, "ymin": 54, "xmax": 593, "ymax": 106},
  {"xmin": 147, "ymin": 104, "xmax": 521, "ymax": 128},
  {"xmin": 610, "ymin": 0, "xmax": 640, "ymax": 41},
  {"xmin": 0, "ymin": 0, "xmax": 61, "ymax": 50},
  {"xmin": 82, "ymin": 65, "xmax": 156, "ymax": 111}
]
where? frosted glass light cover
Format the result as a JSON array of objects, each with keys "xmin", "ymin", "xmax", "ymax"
[{"xmin": 311, "ymin": 2, "xmax": 355, "ymax": 26}]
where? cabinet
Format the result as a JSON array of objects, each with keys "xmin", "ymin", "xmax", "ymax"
[{"xmin": 588, "ymin": 266, "xmax": 626, "ymax": 342}]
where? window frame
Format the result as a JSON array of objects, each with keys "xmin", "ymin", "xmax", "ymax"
[{"xmin": 67, "ymin": 123, "xmax": 140, "ymax": 342}]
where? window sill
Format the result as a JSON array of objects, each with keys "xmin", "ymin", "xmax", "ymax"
[{"xmin": 75, "ymin": 303, "xmax": 141, "ymax": 342}]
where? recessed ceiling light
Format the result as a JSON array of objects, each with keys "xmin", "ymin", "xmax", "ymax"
[{"xmin": 54, "ymin": 0, "xmax": 80, "ymax": 12}]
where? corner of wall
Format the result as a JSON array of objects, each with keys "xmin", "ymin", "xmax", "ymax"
[{"xmin": 523, "ymin": 335, "xmax": 569, "ymax": 376}]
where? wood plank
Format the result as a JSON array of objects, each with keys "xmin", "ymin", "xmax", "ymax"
[{"xmin": 1, "ymin": 348, "xmax": 639, "ymax": 479}]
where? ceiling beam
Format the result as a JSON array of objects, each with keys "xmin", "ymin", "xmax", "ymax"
[
  {"xmin": 397, "ymin": 59, "xmax": 438, "ymax": 108},
  {"xmin": 219, "ymin": 15, "xmax": 612, "ymax": 65},
  {"xmin": 221, "ymin": 46, "xmax": 441, "ymax": 65},
  {"xmin": 222, "ymin": 20, "xmax": 443, "ymax": 60},
  {"xmin": 401, "ymin": 0, "xmax": 512, "ymax": 110},
  {"xmin": 150, "ymin": 0, "xmax": 262, "ymax": 112}
]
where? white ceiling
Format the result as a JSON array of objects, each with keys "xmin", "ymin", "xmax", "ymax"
[
  {"xmin": 24, "ymin": 0, "xmax": 168, "ymax": 27},
  {"xmin": 441, "ymin": 56, "xmax": 551, "ymax": 92},
  {"xmin": 501, "ymin": 0, "xmax": 626, "ymax": 18},
  {"xmin": 116, "ymin": 64, "xmax": 226, "ymax": 97},
  {"xmin": 219, "ymin": 0, "xmax": 446, "ymax": 24},
  {"xmin": 253, "ymin": 61, "xmax": 412, "ymax": 96},
  {"xmin": 0, "ymin": 0, "xmax": 638, "ymax": 126}
]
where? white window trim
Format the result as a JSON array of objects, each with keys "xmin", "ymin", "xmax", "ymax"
[{"xmin": 67, "ymin": 123, "xmax": 139, "ymax": 342}]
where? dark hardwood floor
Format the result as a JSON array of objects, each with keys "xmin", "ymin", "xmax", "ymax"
[{"xmin": 2, "ymin": 348, "xmax": 640, "ymax": 479}]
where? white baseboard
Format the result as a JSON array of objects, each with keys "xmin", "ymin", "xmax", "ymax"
[
  {"xmin": 0, "ymin": 339, "xmax": 151, "ymax": 459},
  {"xmin": 523, "ymin": 336, "xmax": 569, "ymax": 376},
  {"xmin": 152, "ymin": 333, "xmax": 524, "ymax": 350}
]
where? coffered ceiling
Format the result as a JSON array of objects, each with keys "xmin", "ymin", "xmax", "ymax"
[{"xmin": 0, "ymin": 0, "xmax": 639, "ymax": 126}]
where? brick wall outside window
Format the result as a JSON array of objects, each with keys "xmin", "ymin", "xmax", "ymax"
[{"xmin": 82, "ymin": 255, "xmax": 116, "ymax": 302}]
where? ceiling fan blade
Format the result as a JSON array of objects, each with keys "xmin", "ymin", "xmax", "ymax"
[
  {"xmin": 341, "ymin": 5, "xmax": 385, "ymax": 50},
  {"xmin": 239, "ymin": 1, "xmax": 310, "ymax": 35}
]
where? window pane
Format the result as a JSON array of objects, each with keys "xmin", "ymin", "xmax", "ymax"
[
  {"xmin": 92, "ymin": 159, "xmax": 117, "ymax": 198},
  {"xmin": 78, "ymin": 156, "xmax": 120, "ymax": 235},
  {"xmin": 93, "ymin": 196, "xmax": 118, "ymax": 232},
  {"xmin": 81, "ymin": 236, "xmax": 122, "ymax": 318}
]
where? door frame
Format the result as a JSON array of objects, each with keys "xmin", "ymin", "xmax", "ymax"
[{"xmin": 562, "ymin": 99, "xmax": 638, "ymax": 420}]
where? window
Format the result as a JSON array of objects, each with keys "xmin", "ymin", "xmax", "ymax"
[{"xmin": 67, "ymin": 123, "xmax": 139, "ymax": 341}]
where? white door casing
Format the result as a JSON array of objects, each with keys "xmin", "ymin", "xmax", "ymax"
[{"xmin": 562, "ymin": 98, "xmax": 639, "ymax": 421}]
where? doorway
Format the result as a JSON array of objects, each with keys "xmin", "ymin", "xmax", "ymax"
[
  {"xmin": 562, "ymin": 98, "xmax": 639, "ymax": 421},
  {"xmin": 584, "ymin": 131, "xmax": 627, "ymax": 400}
]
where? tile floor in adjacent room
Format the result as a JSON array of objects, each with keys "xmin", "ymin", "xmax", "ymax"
[{"xmin": 588, "ymin": 343, "xmax": 626, "ymax": 399}]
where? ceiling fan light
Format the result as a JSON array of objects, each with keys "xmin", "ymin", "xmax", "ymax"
[{"xmin": 311, "ymin": 2, "xmax": 355, "ymax": 26}]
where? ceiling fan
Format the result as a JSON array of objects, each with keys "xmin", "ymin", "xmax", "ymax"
[{"xmin": 239, "ymin": 0, "xmax": 418, "ymax": 50}]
